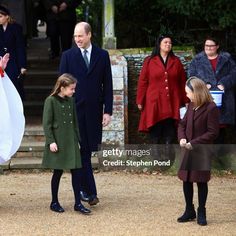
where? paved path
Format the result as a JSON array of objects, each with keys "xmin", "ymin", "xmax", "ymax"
[{"xmin": 0, "ymin": 172, "xmax": 235, "ymax": 236}]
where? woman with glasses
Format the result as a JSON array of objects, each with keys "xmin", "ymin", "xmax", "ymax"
[{"xmin": 188, "ymin": 37, "xmax": 236, "ymax": 143}]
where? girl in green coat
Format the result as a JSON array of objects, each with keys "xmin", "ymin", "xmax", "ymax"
[{"xmin": 42, "ymin": 73, "xmax": 91, "ymax": 214}]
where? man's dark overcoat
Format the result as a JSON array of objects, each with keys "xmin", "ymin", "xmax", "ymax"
[{"xmin": 59, "ymin": 44, "xmax": 113, "ymax": 151}]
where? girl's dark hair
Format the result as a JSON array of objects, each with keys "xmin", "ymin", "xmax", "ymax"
[
  {"xmin": 150, "ymin": 35, "xmax": 174, "ymax": 59},
  {"xmin": 50, "ymin": 73, "xmax": 77, "ymax": 96}
]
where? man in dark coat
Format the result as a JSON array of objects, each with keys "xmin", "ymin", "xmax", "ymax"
[
  {"xmin": 59, "ymin": 22, "xmax": 113, "ymax": 205},
  {"xmin": 43, "ymin": 0, "xmax": 81, "ymax": 58}
]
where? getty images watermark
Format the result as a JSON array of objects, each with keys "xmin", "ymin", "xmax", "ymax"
[
  {"xmin": 97, "ymin": 144, "xmax": 236, "ymax": 171},
  {"xmin": 98, "ymin": 145, "xmax": 176, "ymax": 170}
]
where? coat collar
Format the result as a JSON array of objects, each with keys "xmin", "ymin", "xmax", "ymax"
[
  {"xmin": 197, "ymin": 51, "xmax": 231, "ymax": 76},
  {"xmin": 151, "ymin": 55, "xmax": 176, "ymax": 70},
  {"xmin": 198, "ymin": 52, "xmax": 216, "ymax": 77},
  {"xmin": 89, "ymin": 45, "xmax": 100, "ymax": 73},
  {"xmin": 215, "ymin": 52, "xmax": 231, "ymax": 75},
  {"xmin": 189, "ymin": 102, "xmax": 209, "ymax": 121}
]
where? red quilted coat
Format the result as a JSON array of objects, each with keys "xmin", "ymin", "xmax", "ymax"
[{"xmin": 136, "ymin": 55, "xmax": 188, "ymax": 132}]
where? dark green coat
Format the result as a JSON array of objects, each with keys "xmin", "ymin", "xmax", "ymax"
[{"xmin": 42, "ymin": 95, "xmax": 81, "ymax": 169}]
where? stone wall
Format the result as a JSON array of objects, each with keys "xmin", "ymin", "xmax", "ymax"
[
  {"xmin": 102, "ymin": 50, "xmax": 128, "ymax": 145},
  {"xmin": 104, "ymin": 48, "xmax": 194, "ymax": 145}
]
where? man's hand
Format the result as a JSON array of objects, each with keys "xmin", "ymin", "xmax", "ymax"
[
  {"xmin": 102, "ymin": 113, "xmax": 111, "ymax": 127},
  {"xmin": 59, "ymin": 2, "xmax": 67, "ymax": 12},
  {"xmin": 20, "ymin": 68, "xmax": 27, "ymax": 74},
  {"xmin": 51, "ymin": 5, "xmax": 58, "ymax": 14}
]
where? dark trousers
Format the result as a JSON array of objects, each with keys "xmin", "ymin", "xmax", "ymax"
[
  {"xmin": 79, "ymin": 149, "xmax": 97, "ymax": 196},
  {"xmin": 149, "ymin": 118, "xmax": 176, "ymax": 143},
  {"xmin": 47, "ymin": 20, "xmax": 75, "ymax": 55},
  {"xmin": 77, "ymin": 107, "xmax": 97, "ymax": 197},
  {"xmin": 183, "ymin": 181, "xmax": 208, "ymax": 209}
]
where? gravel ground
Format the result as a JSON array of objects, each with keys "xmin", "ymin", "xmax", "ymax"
[{"xmin": 0, "ymin": 171, "xmax": 235, "ymax": 236}]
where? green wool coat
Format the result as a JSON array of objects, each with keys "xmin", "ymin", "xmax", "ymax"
[{"xmin": 42, "ymin": 95, "xmax": 81, "ymax": 170}]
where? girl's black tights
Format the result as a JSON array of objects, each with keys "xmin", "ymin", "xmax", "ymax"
[
  {"xmin": 183, "ymin": 181, "xmax": 208, "ymax": 208},
  {"xmin": 51, "ymin": 169, "xmax": 81, "ymax": 205}
]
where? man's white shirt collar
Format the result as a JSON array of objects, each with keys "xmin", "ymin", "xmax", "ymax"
[{"xmin": 80, "ymin": 44, "xmax": 92, "ymax": 62}]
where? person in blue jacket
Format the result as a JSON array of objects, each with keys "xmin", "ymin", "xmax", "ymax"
[
  {"xmin": 188, "ymin": 36, "xmax": 236, "ymax": 143},
  {"xmin": 0, "ymin": 5, "xmax": 27, "ymax": 100},
  {"xmin": 59, "ymin": 22, "xmax": 113, "ymax": 206},
  {"xmin": 43, "ymin": 0, "xmax": 81, "ymax": 59}
]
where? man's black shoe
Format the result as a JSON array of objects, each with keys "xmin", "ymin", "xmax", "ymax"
[
  {"xmin": 80, "ymin": 191, "xmax": 90, "ymax": 202},
  {"xmin": 88, "ymin": 195, "xmax": 99, "ymax": 206},
  {"xmin": 74, "ymin": 203, "xmax": 91, "ymax": 214}
]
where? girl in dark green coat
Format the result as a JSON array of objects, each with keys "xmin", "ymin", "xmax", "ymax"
[{"xmin": 42, "ymin": 73, "xmax": 91, "ymax": 214}]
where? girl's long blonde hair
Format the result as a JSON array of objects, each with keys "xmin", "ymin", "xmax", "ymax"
[
  {"xmin": 186, "ymin": 76, "xmax": 213, "ymax": 107},
  {"xmin": 50, "ymin": 73, "xmax": 77, "ymax": 96}
]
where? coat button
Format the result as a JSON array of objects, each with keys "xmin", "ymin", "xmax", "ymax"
[
  {"xmin": 165, "ymin": 87, "xmax": 168, "ymax": 89},
  {"xmin": 69, "ymin": 113, "xmax": 72, "ymax": 116},
  {"xmin": 165, "ymin": 79, "xmax": 168, "ymax": 82},
  {"xmin": 64, "ymin": 121, "xmax": 66, "ymax": 124},
  {"xmin": 70, "ymin": 121, "xmax": 73, "ymax": 123}
]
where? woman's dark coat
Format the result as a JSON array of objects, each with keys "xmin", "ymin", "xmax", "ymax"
[
  {"xmin": 188, "ymin": 51, "xmax": 236, "ymax": 124},
  {"xmin": 42, "ymin": 95, "xmax": 81, "ymax": 170},
  {"xmin": 0, "ymin": 23, "xmax": 26, "ymax": 96},
  {"xmin": 178, "ymin": 102, "xmax": 219, "ymax": 182}
]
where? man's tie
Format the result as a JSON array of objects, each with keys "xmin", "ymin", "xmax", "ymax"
[{"xmin": 83, "ymin": 49, "xmax": 89, "ymax": 68}]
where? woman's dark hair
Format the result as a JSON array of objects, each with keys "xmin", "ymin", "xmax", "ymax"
[
  {"xmin": 0, "ymin": 5, "xmax": 10, "ymax": 15},
  {"xmin": 204, "ymin": 36, "xmax": 219, "ymax": 46},
  {"xmin": 204, "ymin": 36, "xmax": 220, "ymax": 53},
  {"xmin": 0, "ymin": 5, "xmax": 14, "ymax": 24},
  {"xmin": 150, "ymin": 35, "xmax": 174, "ymax": 59}
]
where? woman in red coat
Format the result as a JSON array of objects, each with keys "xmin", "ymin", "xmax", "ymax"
[
  {"xmin": 136, "ymin": 35, "xmax": 188, "ymax": 143},
  {"xmin": 177, "ymin": 77, "xmax": 219, "ymax": 226}
]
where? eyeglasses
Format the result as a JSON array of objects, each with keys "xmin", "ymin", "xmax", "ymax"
[{"xmin": 205, "ymin": 44, "xmax": 217, "ymax": 48}]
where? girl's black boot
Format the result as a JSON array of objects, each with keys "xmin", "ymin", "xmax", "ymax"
[
  {"xmin": 177, "ymin": 204, "xmax": 196, "ymax": 222},
  {"xmin": 197, "ymin": 207, "xmax": 207, "ymax": 226}
]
